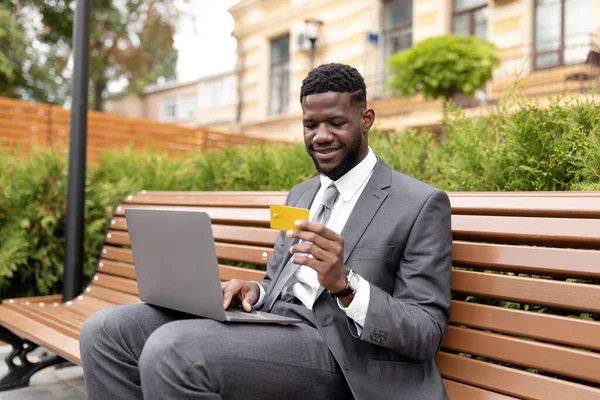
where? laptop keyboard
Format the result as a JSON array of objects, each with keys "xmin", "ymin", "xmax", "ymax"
[{"xmin": 225, "ymin": 310, "xmax": 271, "ymax": 320}]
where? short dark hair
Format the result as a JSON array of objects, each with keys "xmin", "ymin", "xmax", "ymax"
[{"xmin": 300, "ymin": 63, "xmax": 367, "ymax": 108}]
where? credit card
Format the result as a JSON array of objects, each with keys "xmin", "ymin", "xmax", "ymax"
[{"xmin": 269, "ymin": 205, "xmax": 309, "ymax": 231}]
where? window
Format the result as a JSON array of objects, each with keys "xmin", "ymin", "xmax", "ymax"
[
  {"xmin": 200, "ymin": 76, "xmax": 234, "ymax": 108},
  {"xmin": 534, "ymin": 0, "xmax": 592, "ymax": 69},
  {"xmin": 160, "ymin": 97, "xmax": 177, "ymax": 122},
  {"xmin": 269, "ymin": 35, "xmax": 290, "ymax": 115},
  {"xmin": 179, "ymin": 94, "xmax": 197, "ymax": 120},
  {"xmin": 159, "ymin": 93, "xmax": 197, "ymax": 122},
  {"xmin": 382, "ymin": 0, "xmax": 413, "ymax": 61},
  {"xmin": 452, "ymin": 0, "xmax": 488, "ymax": 39}
]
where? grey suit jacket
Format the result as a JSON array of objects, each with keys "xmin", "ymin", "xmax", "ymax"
[{"xmin": 260, "ymin": 159, "xmax": 452, "ymax": 400}]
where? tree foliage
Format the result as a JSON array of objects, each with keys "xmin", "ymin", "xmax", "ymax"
[
  {"xmin": 1, "ymin": 0, "xmax": 180, "ymax": 110},
  {"xmin": 386, "ymin": 35, "xmax": 500, "ymax": 101},
  {"xmin": 0, "ymin": 2, "xmax": 62, "ymax": 103}
]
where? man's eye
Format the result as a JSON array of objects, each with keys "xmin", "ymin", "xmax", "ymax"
[
  {"xmin": 304, "ymin": 125, "xmax": 316, "ymax": 129},
  {"xmin": 331, "ymin": 122, "xmax": 345, "ymax": 128}
]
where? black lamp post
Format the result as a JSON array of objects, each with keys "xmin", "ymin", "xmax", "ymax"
[{"xmin": 63, "ymin": 0, "xmax": 91, "ymax": 302}]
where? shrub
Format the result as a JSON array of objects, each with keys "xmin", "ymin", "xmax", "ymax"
[
  {"xmin": 0, "ymin": 92, "xmax": 599, "ymax": 298},
  {"xmin": 386, "ymin": 35, "xmax": 499, "ymax": 101}
]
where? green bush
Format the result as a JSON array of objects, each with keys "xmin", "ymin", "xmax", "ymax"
[
  {"xmin": 386, "ymin": 35, "xmax": 499, "ymax": 101},
  {"xmin": 0, "ymin": 92, "xmax": 599, "ymax": 298}
]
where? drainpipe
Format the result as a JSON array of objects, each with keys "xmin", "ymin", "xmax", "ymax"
[{"xmin": 234, "ymin": 33, "xmax": 244, "ymax": 128}]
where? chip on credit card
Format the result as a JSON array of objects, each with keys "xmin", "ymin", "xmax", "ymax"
[{"xmin": 269, "ymin": 205, "xmax": 310, "ymax": 231}]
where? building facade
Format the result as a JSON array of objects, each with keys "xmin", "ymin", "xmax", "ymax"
[
  {"xmin": 105, "ymin": 71, "xmax": 237, "ymax": 131},
  {"xmin": 229, "ymin": 0, "xmax": 600, "ymax": 140}
]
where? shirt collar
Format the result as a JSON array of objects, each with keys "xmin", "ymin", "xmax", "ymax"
[{"xmin": 319, "ymin": 147, "xmax": 377, "ymax": 202}]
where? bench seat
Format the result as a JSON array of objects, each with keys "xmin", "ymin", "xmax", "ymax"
[{"xmin": 1, "ymin": 191, "xmax": 599, "ymax": 399}]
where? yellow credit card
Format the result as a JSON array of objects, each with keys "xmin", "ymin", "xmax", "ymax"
[{"xmin": 270, "ymin": 205, "xmax": 309, "ymax": 231}]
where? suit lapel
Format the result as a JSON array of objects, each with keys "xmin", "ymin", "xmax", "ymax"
[{"xmin": 340, "ymin": 160, "xmax": 391, "ymax": 263}]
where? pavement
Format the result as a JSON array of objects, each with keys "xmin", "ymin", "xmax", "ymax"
[{"xmin": 0, "ymin": 346, "xmax": 85, "ymax": 399}]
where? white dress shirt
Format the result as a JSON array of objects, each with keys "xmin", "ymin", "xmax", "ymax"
[{"xmin": 254, "ymin": 147, "xmax": 377, "ymax": 331}]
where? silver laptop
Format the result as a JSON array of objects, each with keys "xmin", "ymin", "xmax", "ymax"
[{"xmin": 125, "ymin": 208, "xmax": 302, "ymax": 325}]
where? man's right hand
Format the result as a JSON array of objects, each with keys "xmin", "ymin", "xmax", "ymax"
[{"xmin": 221, "ymin": 279, "xmax": 261, "ymax": 312}]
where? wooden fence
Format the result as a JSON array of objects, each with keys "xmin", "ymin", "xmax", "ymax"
[{"xmin": 0, "ymin": 97, "xmax": 269, "ymax": 164}]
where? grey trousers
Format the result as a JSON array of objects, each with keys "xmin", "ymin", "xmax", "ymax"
[{"xmin": 80, "ymin": 300, "xmax": 352, "ymax": 400}]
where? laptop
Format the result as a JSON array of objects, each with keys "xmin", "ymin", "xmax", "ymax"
[{"xmin": 125, "ymin": 208, "xmax": 302, "ymax": 325}]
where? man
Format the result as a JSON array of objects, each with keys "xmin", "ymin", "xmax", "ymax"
[{"xmin": 80, "ymin": 63, "xmax": 452, "ymax": 400}]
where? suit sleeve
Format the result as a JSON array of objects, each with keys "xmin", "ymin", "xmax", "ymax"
[
  {"xmin": 360, "ymin": 189, "xmax": 452, "ymax": 363},
  {"xmin": 258, "ymin": 192, "xmax": 292, "ymax": 293}
]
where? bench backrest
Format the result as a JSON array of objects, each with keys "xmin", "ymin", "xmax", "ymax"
[{"xmin": 92, "ymin": 190, "xmax": 600, "ymax": 400}]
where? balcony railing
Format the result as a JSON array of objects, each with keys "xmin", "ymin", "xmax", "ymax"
[{"xmin": 366, "ymin": 33, "xmax": 600, "ymax": 115}]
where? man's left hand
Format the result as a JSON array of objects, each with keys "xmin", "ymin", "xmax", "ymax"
[{"xmin": 287, "ymin": 220, "xmax": 350, "ymax": 300}]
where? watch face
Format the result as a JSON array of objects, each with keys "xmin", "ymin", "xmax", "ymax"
[{"xmin": 348, "ymin": 271, "xmax": 360, "ymax": 291}]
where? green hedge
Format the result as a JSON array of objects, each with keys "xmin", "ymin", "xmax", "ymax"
[{"xmin": 0, "ymin": 93, "xmax": 599, "ymax": 298}]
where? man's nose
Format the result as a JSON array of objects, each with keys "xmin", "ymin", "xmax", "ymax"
[{"xmin": 313, "ymin": 124, "xmax": 334, "ymax": 143}]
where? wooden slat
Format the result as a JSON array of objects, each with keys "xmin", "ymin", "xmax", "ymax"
[
  {"xmin": 69, "ymin": 295, "xmax": 116, "ymax": 315},
  {"xmin": 449, "ymin": 194, "xmax": 600, "ymax": 218},
  {"xmin": 60, "ymin": 296, "xmax": 116, "ymax": 319},
  {"xmin": 93, "ymin": 273, "xmax": 139, "ymax": 295},
  {"xmin": 217, "ymin": 225, "xmax": 279, "ymax": 246},
  {"xmin": 109, "ymin": 217, "xmax": 127, "ymax": 230},
  {"xmin": 40, "ymin": 304, "xmax": 88, "ymax": 325},
  {"xmin": 452, "ymin": 270, "xmax": 600, "ymax": 314},
  {"xmin": 126, "ymin": 192, "xmax": 287, "ymax": 207},
  {"xmin": 442, "ymin": 326, "xmax": 600, "ymax": 384},
  {"xmin": 27, "ymin": 305, "xmax": 87, "ymax": 333},
  {"xmin": 2, "ymin": 304, "xmax": 80, "ymax": 338},
  {"xmin": 87, "ymin": 286, "xmax": 141, "ymax": 305},
  {"xmin": 105, "ymin": 231, "xmax": 130, "ymax": 246},
  {"xmin": 0, "ymin": 307, "xmax": 81, "ymax": 364},
  {"xmin": 115, "ymin": 205, "xmax": 271, "ymax": 226},
  {"xmin": 103, "ymin": 239, "xmax": 272, "ymax": 267},
  {"xmin": 218, "ymin": 265, "xmax": 266, "ymax": 282},
  {"xmin": 98, "ymin": 259, "xmax": 136, "ymax": 279},
  {"xmin": 215, "ymin": 243, "xmax": 272, "ymax": 265},
  {"xmin": 436, "ymin": 352, "xmax": 600, "ymax": 400},
  {"xmin": 1, "ymin": 294, "xmax": 63, "ymax": 304},
  {"xmin": 450, "ymin": 301, "xmax": 600, "ymax": 351},
  {"xmin": 452, "ymin": 215, "xmax": 600, "ymax": 248},
  {"xmin": 443, "ymin": 379, "xmax": 519, "ymax": 400},
  {"xmin": 106, "ymin": 225, "xmax": 278, "ymax": 247},
  {"xmin": 101, "ymin": 246, "xmax": 134, "ymax": 264},
  {"xmin": 452, "ymin": 242, "xmax": 600, "ymax": 278}
]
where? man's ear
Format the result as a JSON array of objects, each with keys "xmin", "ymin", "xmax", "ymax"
[{"xmin": 361, "ymin": 108, "xmax": 375, "ymax": 133}]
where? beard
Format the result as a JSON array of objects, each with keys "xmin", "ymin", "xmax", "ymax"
[{"xmin": 309, "ymin": 132, "xmax": 362, "ymax": 181}]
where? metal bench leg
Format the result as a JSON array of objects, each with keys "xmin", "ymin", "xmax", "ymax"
[{"xmin": 0, "ymin": 326, "xmax": 68, "ymax": 391}]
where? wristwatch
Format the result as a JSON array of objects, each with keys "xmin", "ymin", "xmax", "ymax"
[{"xmin": 329, "ymin": 269, "xmax": 360, "ymax": 298}]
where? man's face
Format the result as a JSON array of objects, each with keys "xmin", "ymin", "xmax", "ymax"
[{"xmin": 301, "ymin": 92, "xmax": 373, "ymax": 181}]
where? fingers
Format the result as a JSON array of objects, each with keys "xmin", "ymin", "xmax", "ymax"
[
  {"xmin": 289, "ymin": 242, "xmax": 332, "ymax": 263},
  {"xmin": 291, "ymin": 255, "xmax": 327, "ymax": 273},
  {"xmin": 293, "ymin": 220, "xmax": 339, "ymax": 241},
  {"xmin": 222, "ymin": 279, "xmax": 241, "ymax": 309},
  {"xmin": 223, "ymin": 280, "xmax": 260, "ymax": 312},
  {"xmin": 241, "ymin": 284, "xmax": 259, "ymax": 312}
]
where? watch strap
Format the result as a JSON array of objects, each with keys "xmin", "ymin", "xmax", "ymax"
[
  {"xmin": 328, "ymin": 287, "xmax": 354, "ymax": 298},
  {"xmin": 328, "ymin": 269, "xmax": 356, "ymax": 298}
]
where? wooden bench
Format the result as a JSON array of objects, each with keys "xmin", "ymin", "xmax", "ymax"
[{"xmin": 0, "ymin": 190, "xmax": 599, "ymax": 399}]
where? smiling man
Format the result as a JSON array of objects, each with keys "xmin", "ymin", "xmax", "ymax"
[{"xmin": 80, "ymin": 63, "xmax": 452, "ymax": 400}]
